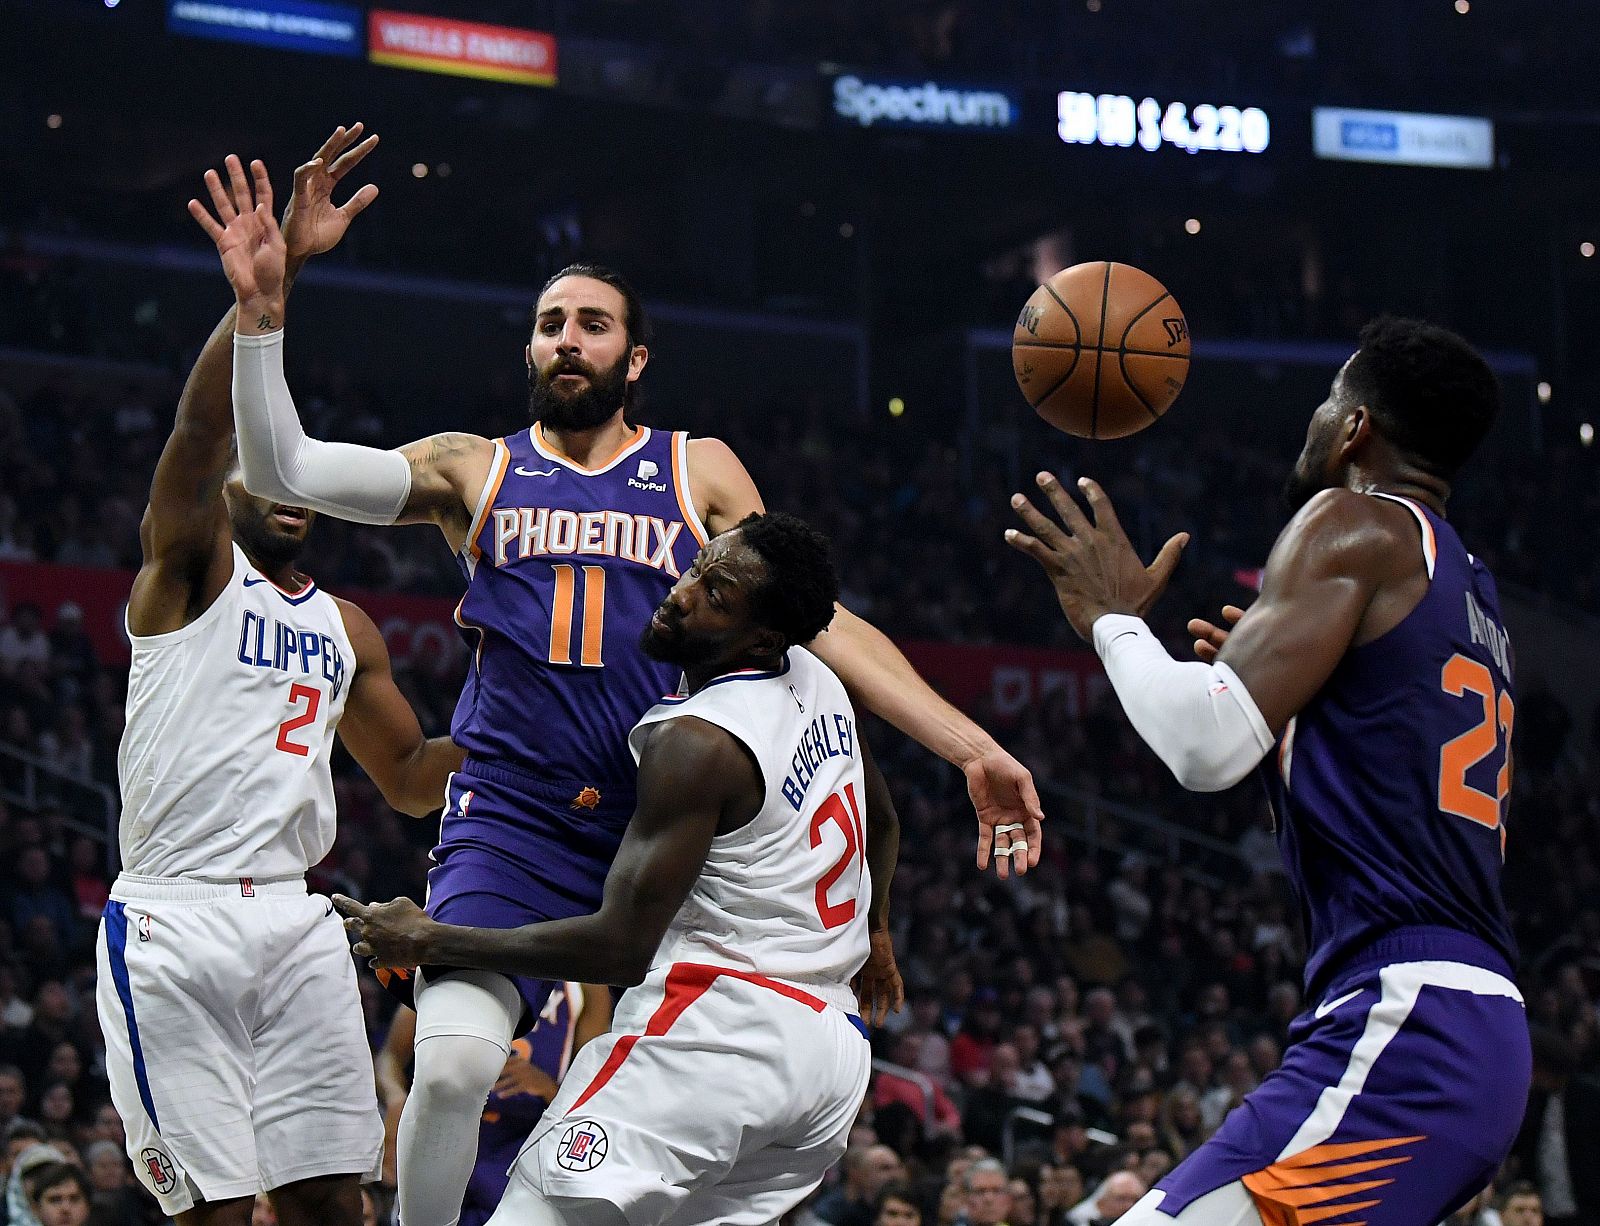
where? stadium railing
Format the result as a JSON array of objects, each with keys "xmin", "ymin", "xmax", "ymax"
[{"xmin": 0, "ymin": 740, "xmax": 119, "ymax": 875}]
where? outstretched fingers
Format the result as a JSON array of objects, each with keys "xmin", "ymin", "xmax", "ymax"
[
  {"xmin": 1035, "ymin": 471, "xmax": 1095, "ymax": 538},
  {"xmin": 329, "ymin": 132, "xmax": 380, "ymax": 180},
  {"xmin": 249, "ymin": 159, "xmax": 273, "ymax": 220},
  {"xmin": 203, "ymin": 167, "xmax": 236, "ymax": 223},
  {"xmin": 187, "ymin": 197, "xmax": 225, "ymax": 242},
  {"xmin": 224, "ymin": 153, "xmax": 254, "ymax": 218}
]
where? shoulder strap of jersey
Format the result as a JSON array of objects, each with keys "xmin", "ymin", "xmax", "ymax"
[
  {"xmin": 1370, "ymin": 492, "xmax": 1438, "ymax": 579},
  {"xmin": 669, "ymin": 431, "xmax": 710, "ymax": 547}
]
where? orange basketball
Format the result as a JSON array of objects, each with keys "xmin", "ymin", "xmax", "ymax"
[{"xmin": 1012, "ymin": 261, "xmax": 1190, "ymax": 439}]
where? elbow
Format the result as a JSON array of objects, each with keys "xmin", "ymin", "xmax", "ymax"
[{"xmin": 1168, "ymin": 750, "xmax": 1255, "ymax": 794}]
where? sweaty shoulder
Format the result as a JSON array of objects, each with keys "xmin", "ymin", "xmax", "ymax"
[{"xmin": 1276, "ymin": 488, "xmax": 1421, "ymax": 583}]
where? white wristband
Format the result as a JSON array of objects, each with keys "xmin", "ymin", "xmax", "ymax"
[
  {"xmin": 232, "ymin": 329, "xmax": 413, "ymax": 526},
  {"xmin": 1091, "ymin": 614, "xmax": 1275, "ymax": 793}
]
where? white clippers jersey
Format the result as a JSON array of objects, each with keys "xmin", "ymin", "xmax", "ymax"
[
  {"xmin": 118, "ymin": 543, "xmax": 353, "ymax": 878},
  {"xmin": 626, "ymin": 647, "xmax": 871, "ymax": 1013}
]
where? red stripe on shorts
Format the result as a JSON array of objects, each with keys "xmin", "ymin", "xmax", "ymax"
[{"xmin": 568, "ymin": 962, "xmax": 826, "ymax": 1112}]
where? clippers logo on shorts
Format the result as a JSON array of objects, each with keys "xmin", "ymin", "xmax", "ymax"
[
  {"xmin": 556, "ymin": 1121, "xmax": 608, "ymax": 1171},
  {"xmin": 141, "ymin": 1147, "xmax": 177, "ymax": 1194},
  {"xmin": 240, "ymin": 877, "xmax": 254, "ymax": 897}
]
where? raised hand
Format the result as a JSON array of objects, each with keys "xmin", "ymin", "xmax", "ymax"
[
  {"xmin": 966, "ymin": 746, "xmax": 1045, "ymax": 879},
  {"xmin": 1006, "ymin": 472, "xmax": 1190, "ymax": 641},
  {"xmin": 1187, "ymin": 604, "xmax": 1246, "ymax": 663},
  {"xmin": 281, "ymin": 122, "xmax": 381, "ymax": 264},
  {"xmin": 188, "ymin": 154, "xmax": 287, "ymax": 329}
]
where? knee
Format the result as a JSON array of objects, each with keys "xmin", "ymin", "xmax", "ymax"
[{"xmin": 408, "ymin": 1035, "xmax": 507, "ymax": 1115}]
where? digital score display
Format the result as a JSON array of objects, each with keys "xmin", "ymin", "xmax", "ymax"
[{"xmin": 1056, "ymin": 91, "xmax": 1270, "ymax": 154}]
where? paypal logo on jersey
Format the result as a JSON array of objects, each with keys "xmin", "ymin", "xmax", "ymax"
[
  {"xmin": 236, "ymin": 610, "xmax": 347, "ymax": 699},
  {"xmin": 627, "ymin": 459, "xmax": 668, "ymax": 493}
]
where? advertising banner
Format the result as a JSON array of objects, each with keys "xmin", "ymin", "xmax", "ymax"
[
  {"xmin": 1313, "ymin": 107, "xmax": 1493, "ymax": 169},
  {"xmin": 0, "ymin": 562, "xmax": 466, "ymax": 671},
  {"xmin": 368, "ymin": 10, "xmax": 557, "ymax": 86},
  {"xmin": 829, "ymin": 73, "xmax": 1019, "ymax": 131},
  {"xmin": 167, "ymin": 0, "xmax": 362, "ymax": 57},
  {"xmin": 897, "ymin": 639, "xmax": 1107, "ymax": 720}
]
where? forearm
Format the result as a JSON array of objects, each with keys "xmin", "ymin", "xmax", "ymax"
[
  {"xmin": 231, "ymin": 329, "xmax": 412, "ymax": 524},
  {"xmin": 177, "ymin": 256, "xmax": 304, "ymax": 439},
  {"xmin": 1092, "ymin": 614, "xmax": 1276, "ymax": 792},
  {"xmin": 814, "ymin": 606, "xmax": 995, "ymax": 766},
  {"xmin": 418, "ymin": 913, "xmax": 650, "ymax": 987},
  {"xmin": 860, "ymin": 752, "xmax": 899, "ymax": 930},
  {"xmin": 389, "ymin": 736, "xmax": 465, "ymax": 817}
]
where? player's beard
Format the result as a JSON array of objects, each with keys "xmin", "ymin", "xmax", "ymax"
[
  {"xmin": 1282, "ymin": 430, "xmax": 1337, "ymax": 513},
  {"xmin": 528, "ymin": 352, "xmax": 630, "ymax": 430},
  {"xmin": 639, "ymin": 607, "xmax": 719, "ymax": 667},
  {"xmin": 230, "ymin": 504, "xmax": 308, "ymax": 571}
]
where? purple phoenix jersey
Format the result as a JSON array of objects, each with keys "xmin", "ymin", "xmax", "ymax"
[
  {"xmin": 461, "ymin": 983, "xmax": 589, "ymax": 1226},
  {"xmin": 451, "ymin": 423, "xmax": 707, "ymax": 789},
  {"xmin": 1150, "ymin": 494, "xmax": 1529, "ymax": 1226},
  {"xmin": 1264, "ymin": 492, "xmax": 1517, "ymax": 1000},
  {"xmin": 420, "ymin": 424, "xmax": 706, "ymax": 1026}
]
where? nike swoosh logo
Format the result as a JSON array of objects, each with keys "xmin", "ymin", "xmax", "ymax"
[
  {"xmin": 1315, "ymin": 988, "xmax": 1363, "ymax": 1019},
  {"xmin": 325, "ymin": 902, "xmax": 335, "ymax": 917},
  {"xmin": 515, "ymin": 466, "xmax": 559, "ymax": 478},
  {"xmin": 243, "ymin": 576, "xmax": 268, "ymax": 587}
]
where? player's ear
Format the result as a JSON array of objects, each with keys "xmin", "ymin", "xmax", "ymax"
[
  {"xmin": 524, "ymin": 342, "xmax": 534, "ymax": 368},
  {"xmin": 1343, "ymin": 405, "xmax": 1373, "ymax": 455},
  {"xmin": 628, "ymin": 344, "xmax": 649, "ymax": 382}
]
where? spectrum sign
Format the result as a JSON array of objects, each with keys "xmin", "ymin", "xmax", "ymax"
[
  {"xmin": 368, "ymin": 11, "xmax": 557, "ymax": 86},
  {"xmin": 830, "ymin": 74, "xmax": 1019, "ymax": 131},
  {"xmin": 1312, "ymin": 107, "xmax": 1493, "ymax": 169},
  {"xmin": 167, "ymin": 0, "xmax": 362, "ymax": 56}
]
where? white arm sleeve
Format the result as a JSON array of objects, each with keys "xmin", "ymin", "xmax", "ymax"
[
  {"xmin": 1091, "ymin": 613, "xmax": 1277, "ymax": 793},
  {"xmin": 231, "ymin": 329, "xmax": 412, "ymax": 526}
]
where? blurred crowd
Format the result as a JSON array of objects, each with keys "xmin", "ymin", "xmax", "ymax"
[{"xmin": 1, "ymin": 346, "xmax": 1597, "ymax": 1226}]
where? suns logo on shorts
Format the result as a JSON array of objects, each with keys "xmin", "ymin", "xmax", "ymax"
[
  {"xmin": 141, "ymin": 1147, "xmax": 177, "ymax": 1194},
  {"xmin": 556, "ymin": 1121, "xmax": 608, "ymax": 1172},
  {"xmin": 571, "ymin": 787, "xmax": 602, "ymax": 811}
]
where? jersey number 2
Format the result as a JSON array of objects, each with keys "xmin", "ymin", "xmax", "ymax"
[
  {"xmin": 810, "ymin": 782, "xmax": 865, "ymax": 929},
  {"xmin": 276, "ymin": 683, "xmax": 322, "ymax": 757},
  {"xmin": 549, "ymin": 564, "xmax": 606, "ymax": 667},
  {"xmin": 1438, "ymin": 653, "xmax": 1514, "ymax": 830}
]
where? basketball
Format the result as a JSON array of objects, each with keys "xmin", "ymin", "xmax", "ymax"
[{"xmin": 1011, "ymin": 261, "xmax": 1190, "ymax": 439}]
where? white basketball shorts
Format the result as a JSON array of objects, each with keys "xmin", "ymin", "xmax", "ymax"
[
  {"xmin": 94, "ymin": 874, "xmax": 383, "ymax": 1216},
  {"xmin": 509, "ymin": 960, "xmax": 872, "ymax": 1226}
]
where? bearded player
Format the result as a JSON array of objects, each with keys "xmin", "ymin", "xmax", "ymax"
[
  {"xmin": 338, "ymin": 512, "xmax": 905, "ymax": 1225},
  {"xmin": 103, "ymin": 126, "xmax": 461, "ymax": 1226},
  {"xmin": 194, "ymin": 154, "xmax": 1035, "ymax": 1226},
  {"xmin": 1008, "ymin": 317, "xmax": 1528, "ymax": 1225}
]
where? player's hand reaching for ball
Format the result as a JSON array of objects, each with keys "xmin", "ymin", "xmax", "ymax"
[
  {"xmin": 1007, "ymin": 472, "xmax": 1189, "ymax": 641},
  {"xmin": 188, "ymin": 154, "xmax": 287, "ymax": 333},
  {"xmin": 852, "ymin": 929, "xmax": 905, "ymax": 1027},
  {"xmin": 281, "ymin": 123, "xmax": 381, "ymax": 265},
  {"xmin": 1188, "ymin": 604, "xmax": 1246, "ymax": 663},
  {"xmin": 333, "ymin": 894, "xmax": 434, "ymax": 969}
]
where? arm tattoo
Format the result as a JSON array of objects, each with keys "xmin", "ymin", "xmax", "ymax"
[{"xmin": 256, "ymin": 312, "xmax": 275, "ymax": 331}]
